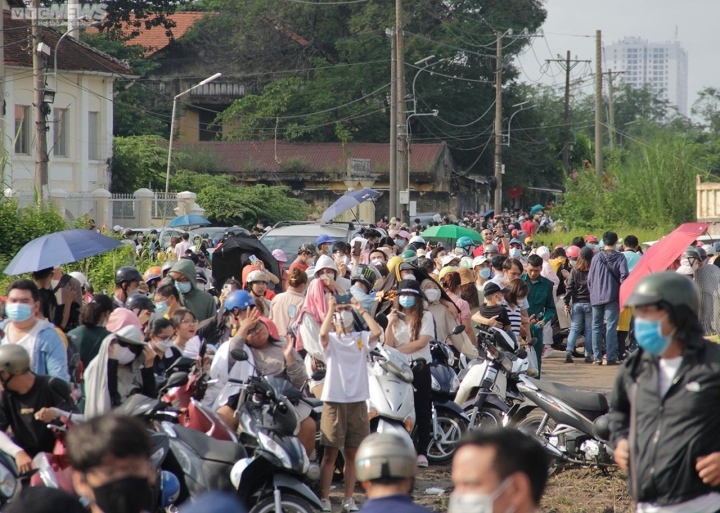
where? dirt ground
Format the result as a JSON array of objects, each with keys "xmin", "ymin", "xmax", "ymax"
[{"xmin": 329, "ymin": 358, "xmax": 633, "ymax": 512}]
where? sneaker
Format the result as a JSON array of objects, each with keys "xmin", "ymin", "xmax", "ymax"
[
  {"xmin": 593, "ymin": 360, "xmax": 602, "ymax": 366},
  {"xmin": 320, "ymin": 499, "xmax": 332, "ymax": 512},
  {"xmin": 417, "ymin": 454, "xmax": 429, "ymax": 467},
  {"xmin": 604, "ymin": 360, "xmax": 619, "ymax": 366},
  {"xmin": 564, "ymin": 351, "xmax": 573, "ymax": 364},
  {"xmin": 584, "ymin": 356, "xmax": 594, "ymax": 364},
  {"xmin": 542, "ymin": 347, "xmax": 561, "ymax": 358},
  {"xmin": 342, "ymin": 498, "xmax": 359, "ymax": 512}
]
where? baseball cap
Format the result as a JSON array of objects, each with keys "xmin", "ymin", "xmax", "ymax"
[
  {"xmin": 509, "ymin": 238, "xmax": 523, "ymax": 247},
  {"xmin": 396, "ymin": 230, "xmax": 411, "ymax": 240},
  {"xmin": 441, "ymin": 254, "xmax": 462, "ymax": 266},
  {"xmin": 472, "ymin": 255, "xmax": 488, "ymax": 267},
  {"xmin": 483, "ymin": 281, "xmax": 506, "ymax": 296},
  {"xmin": 316, "ymin": 234, "xmax": 335, "ymax": 246}
]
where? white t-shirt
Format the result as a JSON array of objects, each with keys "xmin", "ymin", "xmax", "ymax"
[
  {"xmin": 391, "ymin": 311, "xmax": 434, "ymax": 362},
  {"xmin": 175, "ymin": 241, "xmax": 192, "ymax": 259},
  {"xmin": 658, "ymin": 356, "xmax": 683, "ymax": 397},
  {"xmin": 321, "ymin": 330, "xmax": 375, "ymax": 403},
  {"xmin": 176, "ymin": 335, "xmax": 202, "ymax": 359}
]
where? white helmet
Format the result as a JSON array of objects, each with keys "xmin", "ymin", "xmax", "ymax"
[
  {"xmin": 69, "ymin": 271, "xmax": 88, "ymax": 288},
  {"xmin": 355, "ymin": 432, "xmax": 417, "ymax": 482}
]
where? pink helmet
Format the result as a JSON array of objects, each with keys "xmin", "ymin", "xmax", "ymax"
[{"xmin": 566, "ymin": 245, "xmax": 581, "ymax": 259}]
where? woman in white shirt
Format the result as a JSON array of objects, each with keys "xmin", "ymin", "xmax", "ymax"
[{"xmin": 384, "ymin": 279, "xmax": 435, "ymax": 467}]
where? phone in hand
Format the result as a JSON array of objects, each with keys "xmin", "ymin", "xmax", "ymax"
[
  {"xmin": 335, "ymin": 293, "xmax": 352, "ymax": 305},
  {"xmin": 396, "ymin": 311, "xmax": 406, "ymax": 320},
  {"xmin": 249, "ymin": 254, "xmax": 258, "ymax": 265},
  {"xmin": 353, "ymin": 241, "xmax": 362, "ymax": 257}
]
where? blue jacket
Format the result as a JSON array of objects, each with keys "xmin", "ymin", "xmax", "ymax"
[
  {"xmin": 587, "ymin": 249, "xmax": 629, "ymax": 306},
  {"xmin": 1, "ymin": 320, "xmax": 70, "ymax": 382}
]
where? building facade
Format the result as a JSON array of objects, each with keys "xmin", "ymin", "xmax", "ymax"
[{"xmin": 605, "ymin": 37, "xmax": 689, "ymax": 116}]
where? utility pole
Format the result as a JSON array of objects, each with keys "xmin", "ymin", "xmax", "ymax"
[
  {"xmin": 493, "ymin": 31, "xmax": 503, "ymax": 214},
  {"xmin": 546, "ymin": 51, "xmax": 590, "ymax": 174},
  {"xmin": 604, "ymin": 69, "xmax": 624, "ymax": 150},
  {"xmin": 594, "ymin": 29, "xmax": 603, "ymax": 179},
  {"xmin": 395, "ymin": 0, "xmax": 408, "ymax": 224},
  {"xmin": 0, "ymin": 0, "xmax": 5, "ymax": 166},
  {"xmin": 389, "ymin": 30, "xmax": 397, "ymax": 220},
  {"xmin": 32, "ymin": 0, "xmax": 49, "ymax": 200}
]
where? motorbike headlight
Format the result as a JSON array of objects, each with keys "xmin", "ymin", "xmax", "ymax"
[
  {"xmin": 258, "ymin": 431, "xmax": 292, "ymax": 470},
  {"xmin": 450, "ymin": 374, "xmax": 460, "ymax": 394},
  {"xmin": 367, "ymin": 404, "xmax": 379, "ymax": 420},
  {"xmin": 0, "ymin": 463, "xmax": 17, "ymax": 498},
  {"xmin": 431, "ymin": 374, "xmax": 441, "ymax": 392}
]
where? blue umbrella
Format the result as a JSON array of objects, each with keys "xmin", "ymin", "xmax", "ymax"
[
  {"xmin": 321, "ymin": 188, "xmax": 379, "ymax": 224},
  {"xmin": 168, "ymin": 214, "xmax": 212, "ymax": 228},
  {"xmin": 481, "ymin": 209, "xmax": 494, "ymax": 218},
  {"xmin": 529, "ymin": 204, "xmax": 544, "ymax": 216},
  {"xmin": 4, "ymin": 229, "xmax": 122, "ymax": 275}
]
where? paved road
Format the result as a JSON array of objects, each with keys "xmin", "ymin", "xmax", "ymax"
[{"xmin": 541, "ymin": 356, "xmax": 620, "ymax": 393}]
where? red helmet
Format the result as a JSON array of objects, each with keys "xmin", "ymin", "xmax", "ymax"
[
  {"xmin": 566, "ymin": 245, "xmax": 581, "ymax": 259},
  {"xmin": 511, "ymin": 229, "xmax": 518, "ymax": 237},
  {"xmin": 586, "ymin": 235, "xmax": 599, "ymax": 243}
]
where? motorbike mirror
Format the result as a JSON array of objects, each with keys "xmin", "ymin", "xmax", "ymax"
[
  {"xmin": 375, "ymin": 313, "xmax": 388, "ymax": 331},
  {"xmin": 311, "ymin": 369, "xmax": 326, "ymax": 381},
  {"xmin": 516, "ymin": 348, "xmax": 528, "ymax": 359},
  {"xmin": 164, "ymin": 372, "xmax": 189, "ymax": 390},
  {"xmin": 231, "ymin": 348, "xmax": 249, "ymax": 362},
  {"xmin": 452, "ymin": 324, "xmax": 465, "ymax": 335},
  {"xmin": 412, "ymin": 358, "xmax": 426, "ymax": 372},
  {"xmin": 166, "ymin": 357, "xmax": 195, "ymax": 373}
]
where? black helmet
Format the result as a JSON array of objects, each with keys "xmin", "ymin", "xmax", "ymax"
[
  {"xmin": 683, "ymin": 249, "xmax": 701, "ymax": 267},
  {"xmin": 351, "ymin": 264, "xmax": 381, "ymax": 291},
  {"xmin": 625, "ymin": 271, "xmax": 700, "ymax": 316},
  {"xmin": 115, "ymin": 266, "xmax": 143, "ymax": 285},
  {"xmin": 696, "ymin": 246, "xmax": 708, "ymax": 261},
  {"xmin": 125, "ymin": 293, "xmax": 155, "ymax": 312}
]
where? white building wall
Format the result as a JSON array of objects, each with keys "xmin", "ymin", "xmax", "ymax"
[{"xmin": 605, "ymin": 37, "xmax": 689, "ymax": 116}]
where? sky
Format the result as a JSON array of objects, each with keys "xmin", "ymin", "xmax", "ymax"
[{"xmin": 516, "ymin": 0, "xmax": 719, "ymax": 112}]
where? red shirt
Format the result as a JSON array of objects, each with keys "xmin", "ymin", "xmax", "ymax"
[
  {"xmin": 522, "ymin": 220, "xmax": 536, "ymax": 236},
  {"xmin": 289, "ymin": 261, "xmax": 309, "ymax": 274}
]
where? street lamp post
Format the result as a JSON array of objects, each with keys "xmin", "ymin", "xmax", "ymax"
[
  {"xmin": 163, "ymin": 73, "xmax": 222, "ymax": 225},
  {"xmin": 505, "ymin": 101, "xmax": 536, "ymax": 147}
]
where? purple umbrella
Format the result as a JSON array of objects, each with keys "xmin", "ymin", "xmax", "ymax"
[{"xmin": 321, "ymin": 188, "xmax": 379, "ymax": 224}]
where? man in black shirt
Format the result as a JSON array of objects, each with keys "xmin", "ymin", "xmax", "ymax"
[{"xmin": 0, "ymin": 345, "xmax": 77, "ymax": 473}]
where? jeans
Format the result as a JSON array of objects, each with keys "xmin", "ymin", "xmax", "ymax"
[
  {"xmin": 567, "ymin": 303, "xmax": 592, "ymax": 354},
  {"xmin": 592, "ymin": 302, "xmax": 619, "ymax": 362}
]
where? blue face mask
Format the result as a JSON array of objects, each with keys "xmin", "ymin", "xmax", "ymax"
[
  {"xmin": 176, "ymin": 281, "xmax": 192, "ymax": 294},
  {"xmin": 399, "ymin": 295, "xmax": 416, "ymax": 308},
  {"xmin": 395, "ymin": 240, "xmax": 406, "ymax": 249},
  {"xmin": 5, "ymin": 303, "xmax": 33, "ymax": 323},
  {"xmin": 510, "ymin": 248, "xmax": 522, "ymax": 258},
  {"xmin": 350, "ymin": 284, "xmax": 375, "ymax": 312},
  {"xmin": 634, "ymin": 317, "xmax": 672, "ymax": 356},
  {"xmin": 479, "ymin": 267, "xmax": 492, "ymax": 279},
  {"xmin": 154, "ymin": 301, "xmax": 169, "ymax": 316}
]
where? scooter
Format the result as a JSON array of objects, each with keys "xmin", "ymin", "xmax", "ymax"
[
  {"xmin": 367, "ymin": 343, "xmax": 416, "ymax": 445},
  {"xmin": 427, "ymin": 326, "xmax": 469, "ymax": 464},
  {"xmin": 515, "ymin": 374, "xmax": 614, "ymax": 475},
  {"xmin": 229, "ymin": 349, "xmax": 322, "ymax": 513},
  {"xmin": 456, "ymin": 325, "xmax": 529, "ymax": 429}
]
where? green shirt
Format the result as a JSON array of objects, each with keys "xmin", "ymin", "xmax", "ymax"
[
  {"xmin": 67, "ymin": 325, "xmax": 111, "ymax": 367},
  {"xmin": 521, "ymin": 274, "xmax": 556, "ymax": 323}
]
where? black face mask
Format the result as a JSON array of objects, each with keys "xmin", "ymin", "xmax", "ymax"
[{"xmin": 91, "ymin": 476, "xmax": 153, "ymax": 513}]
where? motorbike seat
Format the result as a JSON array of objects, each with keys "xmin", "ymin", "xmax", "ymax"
[
  {"xmin": 173, "ymin": 425, "xmax": 247, "ymax": 465},
  {"xmin": 301, "ymin": 397, "xmax": 323, "ymax": 409},
  {"xmin": 528, "ymin": 378, "xmax": 609, "ymax": 414}
]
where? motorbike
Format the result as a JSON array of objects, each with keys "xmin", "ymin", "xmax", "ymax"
[
  {"xmin": 515, "ymin": 374, "xmax": 614, "ymax": 475},
  {"xmin": 116, "ymin": 372, "xmax": 247, "ymax": 504},
  {"xmin": 161, "ymin": 357, "xmax": 237, "ymax": 442},
  {"xmin": 366, "ymin": 343, "xmax": 416, "ymax": 446},
  {"xmin": 229, "ymin": 349, "xmax": 322, "ymax": 513},
  {"xmin": 0, "ymin": 452, "xmax": 22, "ymax": 506},
  {"xmin": 456, "ymin": 325, "xmax": 529, "ymax": 429},
  {"xmin": 426, "ymin": 326, "xmax": 469, "ymax": 464}
]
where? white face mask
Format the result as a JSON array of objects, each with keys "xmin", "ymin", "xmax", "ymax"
[
  {"xmin": 154, "ymin": 338, "xmax": 173, "ymax": 353},
  {"xmin": 370, "ymin": 259, "xmax": 384, "ymax": 267},
  {"xmin": 424, "ymin": 288, "xmax": 441, "ymax": 303},
  {"xmin": 448, "ymin": 478, "xmax": 512, "ymax": 513},
  {"xmin": 401, "ymin": 273, "xmax": 417, "ymax": 281},
  {"xmin": 114, "ymin": 345, "xmax": 137, "ymax": 365},
  {"xmin": 335, "ymin": 310, "xmax": 354, "ymax": 329},
  {"xmin": 337, "ymin": 255, "xmax": 350, "ymax": 265}
]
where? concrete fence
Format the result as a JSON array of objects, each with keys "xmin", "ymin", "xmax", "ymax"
[{"xmin": 3, "ymin": 188, "xmax": 204, "ymax": 229}]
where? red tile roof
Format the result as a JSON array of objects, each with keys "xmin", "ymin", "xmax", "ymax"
[
  {"xmin": 3, "ymin": 11, "xmax": 132, "ymax": 75},
  {"xmin": 177, "ymin": 141, "xmax": 448, "ymax": 174},
  {"xmin": 88, "ymin": 12, "xmax": 207, "ymax": 56}
]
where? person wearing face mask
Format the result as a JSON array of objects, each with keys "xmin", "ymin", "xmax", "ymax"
[
  {"xmin": 611, "ymin": 272, "xmax": 720, "ymax": 513},
  {"xmin": 473, "ymin": 255, "xmax": 491, "ymax": 302},
  {"xmin": 0, "ymin": 344, "xmax": 78, "ymax": 476},
  {"xmin": 318, "ymin": 294, "xmax": 383, "ymax": 512},
  {"xmin": 112, "ymin": 267, "xmax": 143, "ymax": 310},
  {"xmin": 316, "ymin": 234, "xmax": 336, "ymax": 257},
  {"xmin": 332, "ymin": 241, "xmax": 353, "ymax": 278},
  {"xmin": 508, "ymin": 238, "xmax": 524, "ymax": 260},
  {"xmin": 68, "ymin": 294, "xmax": 114, "ymax": 368},
  {"xmin": 290, "ymin": 243, "xmax": 317, "ymax": 273},
  {"xmin": 421, "ymin": 279, "xmax": 477, "ymax": 360},
  {"xmin": 153, "ymin": 283, "xmax": 181, "ymax": 320},
  {"xmin": 450, "ymin": 428, "xmax": 548, "ymax": 513},
  {"xmin": 355, "ymin": 432, "xmax": 433, "ymax": 513},
  {"xmin": 394, "ymin": 230, "xmax": 411, "ymax": 251},
  {"xmin": 125, "ymin": 294, "xmax": 156, "ymax": 336},
  {"xmin": 167, "ymin": 259, "xmax": 216, "ymax": 322},
  {"xmin": 384, "ymin": 280, "xmax": 435, "ymax": 468},
  {"xmin": 2, "ymin": 279, "xmax": 69, "ymax": 382},
  {"xmin": 349, "ymin": 265, "xmax": 382, "ymax": 315},
  {"xmin": 67, "ymin": 414, "xmax": 156, "ymax": 513},
  {"xmin": 147, "ymin": 318, "xmax": 181, "ymax": 386},
  {"xmin": 83, "ymin": 319, "xmax": 156, "ymax": 418}
]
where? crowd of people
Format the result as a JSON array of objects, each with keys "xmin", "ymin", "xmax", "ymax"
[{"xmin": 1, "ymin": 206, "xmax": 720, "ymax": 513}]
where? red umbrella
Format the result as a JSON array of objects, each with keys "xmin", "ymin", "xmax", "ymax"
[{"xmin": 619, "ymin": 222, "xmax": 709, "ymax": 307}]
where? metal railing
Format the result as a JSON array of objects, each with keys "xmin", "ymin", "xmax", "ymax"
[
  {"xmin": 152, "ymin": 192, "xmax": 177, "ymax": 219},
  {"xmin": 111, "ymin": 193, "xmax": 135, "ymax": 220}
]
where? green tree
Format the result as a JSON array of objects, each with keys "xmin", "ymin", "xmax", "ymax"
[{"xmin": 110, "ymin": 136, "xmax": 175, "ymax": 193}]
